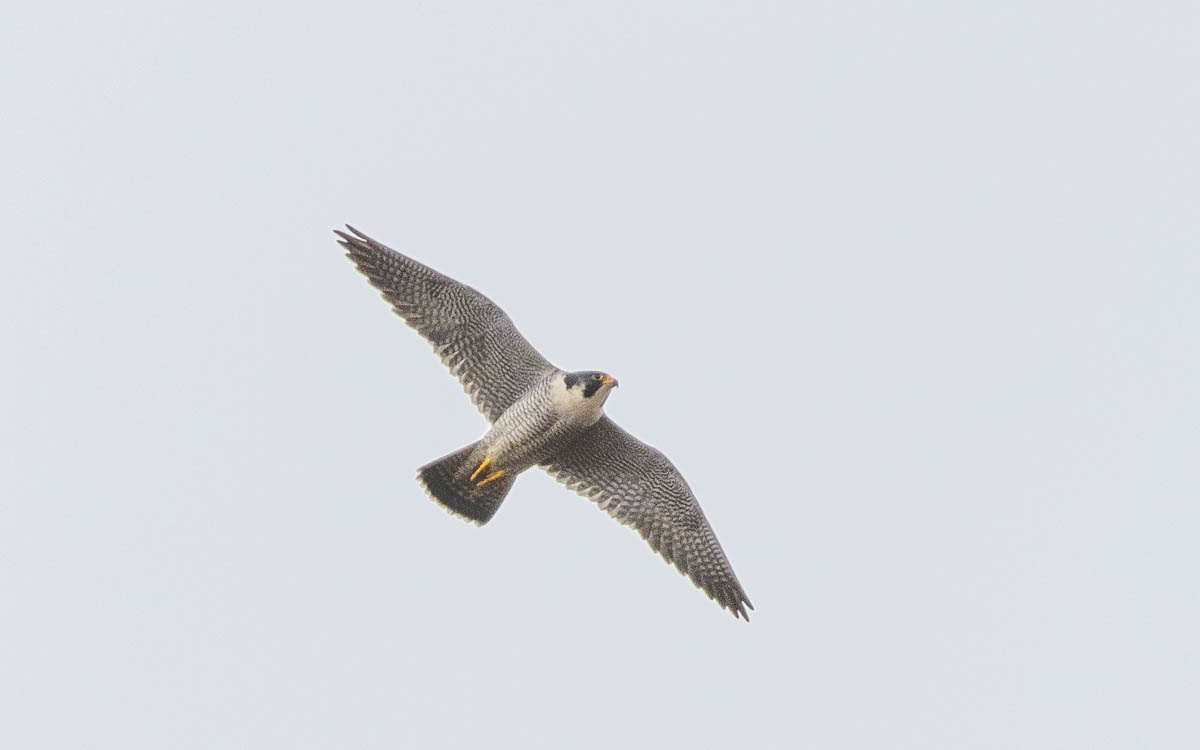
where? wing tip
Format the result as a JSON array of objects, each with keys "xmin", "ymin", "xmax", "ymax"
[
  {"xmin": 334, "ymin": 223, "xmax": 369, "ymax": 240},
  {"xmin": 333, "ymin": 224, "xmax": 379, "ymax": 261},
  {"xmin": 731, "ymin": 595, "xmax": 754, "ymax": 622}
]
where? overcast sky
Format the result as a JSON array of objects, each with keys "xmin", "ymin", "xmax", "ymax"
[{"xmin": 3, "ymin": 2, "xmax": 1197, "ymax": 747}]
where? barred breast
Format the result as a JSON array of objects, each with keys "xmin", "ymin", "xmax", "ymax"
[{"xmin": 480, "ymin": 371, "xmax": 602, "ymax": 471}]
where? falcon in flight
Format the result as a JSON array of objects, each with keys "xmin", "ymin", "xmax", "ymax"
[{"xmin": 337, "ymin": 226, "xmax": 753, "ymax": 620}]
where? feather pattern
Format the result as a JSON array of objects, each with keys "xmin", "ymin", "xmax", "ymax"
[
  {"xmin": 543, "ymin": 417, "xmax": 753, "ymax": 620},
  {"xmin": 336, "ymin": 226, "xmax": 552, "ymax": 423},
  {"xmin": 339, "ymin": 226, "xmax": 753, "ymax": 620}
]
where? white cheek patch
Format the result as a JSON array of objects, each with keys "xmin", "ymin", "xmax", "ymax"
[
  {"xmin": 549, "ymin": 373, "xmax": 607, "ymax": 423},
  {"xmin": 550, "ymin": 374, "xmax": 580, "ymax": 410}
]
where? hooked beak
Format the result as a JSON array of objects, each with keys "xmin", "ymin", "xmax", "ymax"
[{"xmin": 602, "ymin": 375, "xmax": 618, "ymax": 388}]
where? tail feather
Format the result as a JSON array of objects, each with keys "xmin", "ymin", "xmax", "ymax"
[{"xmin": 417, "ymin": 443, "xmax": 516, "ymax": 525}]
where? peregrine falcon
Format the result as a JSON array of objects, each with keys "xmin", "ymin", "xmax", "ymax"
[{"xmin": 336, "ymin": 226, "xmax": 753, "ymax": 620}]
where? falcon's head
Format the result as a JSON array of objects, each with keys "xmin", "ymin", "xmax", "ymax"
[{"xmin": 564, "ymin": 371, "xmax": 618, "ymax": 400}]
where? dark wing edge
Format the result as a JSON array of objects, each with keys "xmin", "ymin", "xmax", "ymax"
[
  {"xmin": 542, "ymin": 417, "xmax": 754, "ymax": 621},
  {"xmin": 335, "ymin": 225, "xmax": 553, "ymax": 422}
]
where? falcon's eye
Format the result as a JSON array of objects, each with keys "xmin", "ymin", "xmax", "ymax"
[{"xmin": 593, "ymin": 374, "xmax": 603, "ymax": 381}]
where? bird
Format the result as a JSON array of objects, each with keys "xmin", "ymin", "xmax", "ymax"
[{"xmin": 336, "ymin": 226, "xmax": 753, "ymax": 620}]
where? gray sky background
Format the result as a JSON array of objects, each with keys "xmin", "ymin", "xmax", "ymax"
[{"xmin": 3, "ymin": 2, "xmax": 1197, "ymax": 747}]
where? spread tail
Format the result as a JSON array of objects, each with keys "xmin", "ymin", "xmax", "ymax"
[{"xmin": 417, "ymin": 443, "xmax": 516, "ymax": 525}]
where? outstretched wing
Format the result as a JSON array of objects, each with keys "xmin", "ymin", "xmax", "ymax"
[
  {"xmin": 337, "ymin": 226, "xmax": 554, "ymax": 422},
  {"xmin": 542, "ymin": 417, "xmax": 753, "ymax": 620}
]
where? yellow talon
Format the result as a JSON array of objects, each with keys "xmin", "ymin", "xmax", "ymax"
[
  {"xmin": 469, "ymin": 457, "xmax": 491, "ymax": 481},
  {"xmin": 476, "ymin": 469, "xmax": 505, "ymax": 487}
]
